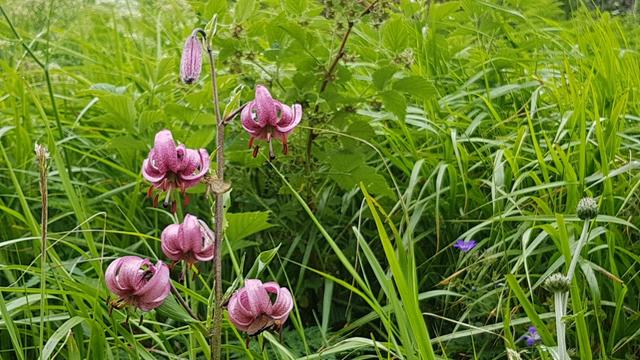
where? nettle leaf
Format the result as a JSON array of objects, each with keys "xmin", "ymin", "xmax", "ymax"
[
  {"xmin": 372, "ymin": 65, "xmax": 398, "ymax": 90},
  {"xmin": 381, "ymin": 16, "xmax": 410, "ymax": 53},
  {"xmin": 392, "ymin": 76, "xmax": 436, "ymax": 100},
  {"xmin": 99, "ymin": 94, "xmax": 137, "ymax": 131},
  {"xmin": 381, "ymin": 90, "xmax": 407, "ymax": 120},
  {"xmin": 139, "ymin": 110, "xmax": 164, "ymax": 131},
  {"xmin": 283, "ymin": 0, "xmax": 308, "ymax": 14},
  {"xmin": 234, "ymin": 0, "xmax": 255, "ymax": 23},
  {"xmin": 90, "ymin": 83, "xmax": 127, "ymax": 94},
  {"xmin": 330, "ymin": 164, "xmax": 395, "ymax": 199},
  {"xmin": 226, "ymin": 211, "xmax": 275, "ymax": 244}
]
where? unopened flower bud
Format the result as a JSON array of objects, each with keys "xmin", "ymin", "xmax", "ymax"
[
  {"xmin": 543, "ymin": 273, "xmax": 571, "ymax": 293},
  {"xmin": 577, "ymin": 197, "xmax": 598, "ymax": 220},
  {"xmin": 180, "ymin": 32, "xmax": 203, "ymax": 84}
]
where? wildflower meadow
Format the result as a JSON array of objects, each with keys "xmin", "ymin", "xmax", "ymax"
[{"xmin": 1, "ymin": 0, "xmax": 640, "ymax": 359}]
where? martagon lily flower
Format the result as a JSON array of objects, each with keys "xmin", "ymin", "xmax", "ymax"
[
  {"xmin": 105, "ymin": 256, "xmax": 171, "ymax": 311},
  {"xmin": 161, "ymin": 214, "xmax": 215, "ymax": 264},
  {"xmin": 142, "ymin": 130, "xmax": 210, "ymax": 211},
  {"xmin": 228, "ymin": 279, "xmax": 294, "ymax": 336},
  {"xmin": 241, "ymin": 85, "xmax": 302, "ymax": 160}
]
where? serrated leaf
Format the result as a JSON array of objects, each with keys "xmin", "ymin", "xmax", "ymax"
[
  {"xmin": 90, "ymin": 83, "xmax": 127, "ymax": 94},
  {"xmin": 381, "ymin": 90, "xmax": 407, "ymax": 120},
  {"xmin": 392, "ymin": 76, "xmax": 436, "ymax": 100},
  {"xmin": 226, "ymin": 211, "xmax": 274, "ymax": 244},
  {"xmin": 100, "ymin": 94, "xmax": 137, "ymax": 131},
  {"xmin": 381, "ymin": 16, "xmax": 410, "ymax": 53},
  {"xmin": 235, "ymin": 0, "xmax": 255, "ymax": 23},
  {"xmin": 330, "ymin": 164, "xmax": 395, "ymax": 199},
  {"xmin": 372, "ymin": 65, "xmax": 398, "ymax": 91}
]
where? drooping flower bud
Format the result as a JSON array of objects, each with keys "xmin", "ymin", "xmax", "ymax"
[
  {"xmin": 576, "ymin": 197, "xmax": 598, "ymax": 220},
  {"xmin": 180, "ymin": 32, "xmax": 203, "ymax": 84},
  {"xmin": 105, "ymin": 256, "xmax": 171, "ymax": 311},
  {"xmin": 227, "ymin": 279, "xmax": 294, "ymax": 336},
  {"xmin": 543, "ymin": 272, "xmax": 571, "ymax": 293}
]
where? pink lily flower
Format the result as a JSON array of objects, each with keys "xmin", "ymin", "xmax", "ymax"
[
  {"xmin": 142, "ymin": 130, "xmax": 210, "ymax": 211},
  {"xmin": 105, "ymin": 256, "xmax": 171, "ymax": 311},
  {"xmin": 241, "ymin": 85, "xmax": 302, "ymax": 160},
  {"xmin": 227, "ymin": 279, "xmax": 294, "ymax": 336},
  {"xmin": 161, "ymin": 214, "xmax": 215, "ymax": 264},
  {"xmin": 180, "ymin": 31, "xmax": 203, "ymax": 84}
]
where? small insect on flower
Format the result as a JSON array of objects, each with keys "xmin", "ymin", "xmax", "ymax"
[
  {"xmin": 142, "ymin": 130, "xmax": 210, "ymax": 212},
  {"xmin": 227, "ymin": 279, "xmax": 293, "ymax": 339},
  {"xmin": 180, "ymin": 31, "xmax": 203, "ymax": 84},
  {"xmin": 161, "ymin": 214, "xmax": 215, "ymax": 264},
  {"xmin": 105, "ymin": 256, "xmax": 171, "ymax": 312},
  {"xmin": 241, "ymin": 85, "xmax": 302, "ymax": 160},
  {"xmin": 520, "ymin": 326, "xmax": 541, "ymax": 346},
  {"xmin": 453, "ymin": 239, "xmax": 477, "ymax": 253}
]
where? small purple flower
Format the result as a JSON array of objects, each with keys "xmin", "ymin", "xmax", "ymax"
[
  {"xmin": 241, "ymin": 85, "xmax": 302, "ymax": 160},
  {"xmin": 180, "ymin": 32, "xmax": 203, "ymax": 84},
  {"xmin": 227, "ymin": 279, "xmax": 294, "ymax": 336},
  {"xmin": 161, "ymin": 214, "xmax": 215, "ymax": 264},
  {"xmin": 142, "ymin": 130, "xmax": 210, "ymax": 211},
  {"xmin": 454, "ymin": 239, "xmax": 477, "ymax": 253},
  {"xmin": 523, "ymin": 326, "xmax": 541, "ymax": 346},
  {"xmin": 105, "ymin": 256, "xmax": 171, "ymax": 311}
]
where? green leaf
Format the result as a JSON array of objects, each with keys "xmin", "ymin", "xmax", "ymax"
[
  {"xmin": 392, "ymin": 76, "xmax": 436, "ymax": 100},
  {"xmin": 226, "ymin": 211, "xmax": 274, "ymax": 244},
  {"xmin": 381, "ymin": 90, "xmax": 407, "ymax": 120},
  {"xmin": 156, "ymin": 293, "xmax": 194, "ymax": 323},
  {"xmin": 246, "ymin": 244, "xmax": 282, "ymax": 279},
  {"xmin": 372, "ymin": 65, "xmax": 398, "ymax": 91},
  {"xmin": 505, "ymin": 275, "xmax": 555, "ymax": 345},
  {"xmin": 235, "ymin": 0, "xmax": 255, "ymax": 23},
  {"xmin": 381, "ymin": 16, "xmax": 410, "ymax": 53},
  {"xmin": 99, "ymin": 94, "xmax": 137, "ymax": 131},
  {"xmin": 39, "ymin": 316, "xmax": 86, "ymax": 360}
]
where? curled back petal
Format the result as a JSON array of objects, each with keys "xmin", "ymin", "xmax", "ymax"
[
  {"xmin": 275, "ymin": 104, "xmax": 302, "ymax": 134},
  {"xmin": 141, "ymin": 158, "xmax": 166, "ymax": 185},
  {"xmin": 161, "ymin": 224, "xmax": 183, "ymax": 261},
  {"xmin": 241, "ymin": 102, "xmax": 263, "ymax": 131},
  {"xmin": 228, "ymin": 290, "xmax": 254, "ymax": 331},
  {"xmin": 254, "ymin": 85, "xmax": 278, "ymax": 126},
  {"xmin": 179, "ymin": 149, "xmax": 210, "ymax": 182},
  {"xmin": 269, "ymin": 287, "xmax": 293, "ymax": 321},
  {"xmin": 151, "ymin": 130, "xmax": 179, "ymax": 173},
  {"xmin": 181, "ymin": 214, "xmax": 202, "ymax": 254}
]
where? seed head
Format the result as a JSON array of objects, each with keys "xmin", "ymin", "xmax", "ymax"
[
  {"xmin": 577, "ymin": 197, "xmax": 598, "ymax": 220},
  {"xmin": 543, "ymin": 272, "xmax": 571, "ymax": 293}
]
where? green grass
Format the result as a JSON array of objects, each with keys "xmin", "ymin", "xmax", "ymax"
[{"xmin": 1, "ymin": 0, "xmax": 640, "ymax": 359}]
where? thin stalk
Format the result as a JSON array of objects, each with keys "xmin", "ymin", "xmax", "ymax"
[
  {"xmin": 554, "ymin": 292, "xmax": 567, "ymax": 360},
  {"xmin": 35, "ymin": 145, "xmax": 48, "ymax": 356},
  {"xmin": 199, "ymin": 29, "xmax": 225, "ymax": 360},
  {"xmin": 170, "ymin": 282, "xmax": 200, "ymax": 322},
  {"xmin": 555, "ymin": 220, "xmax": 589, "ymax": 359}
]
